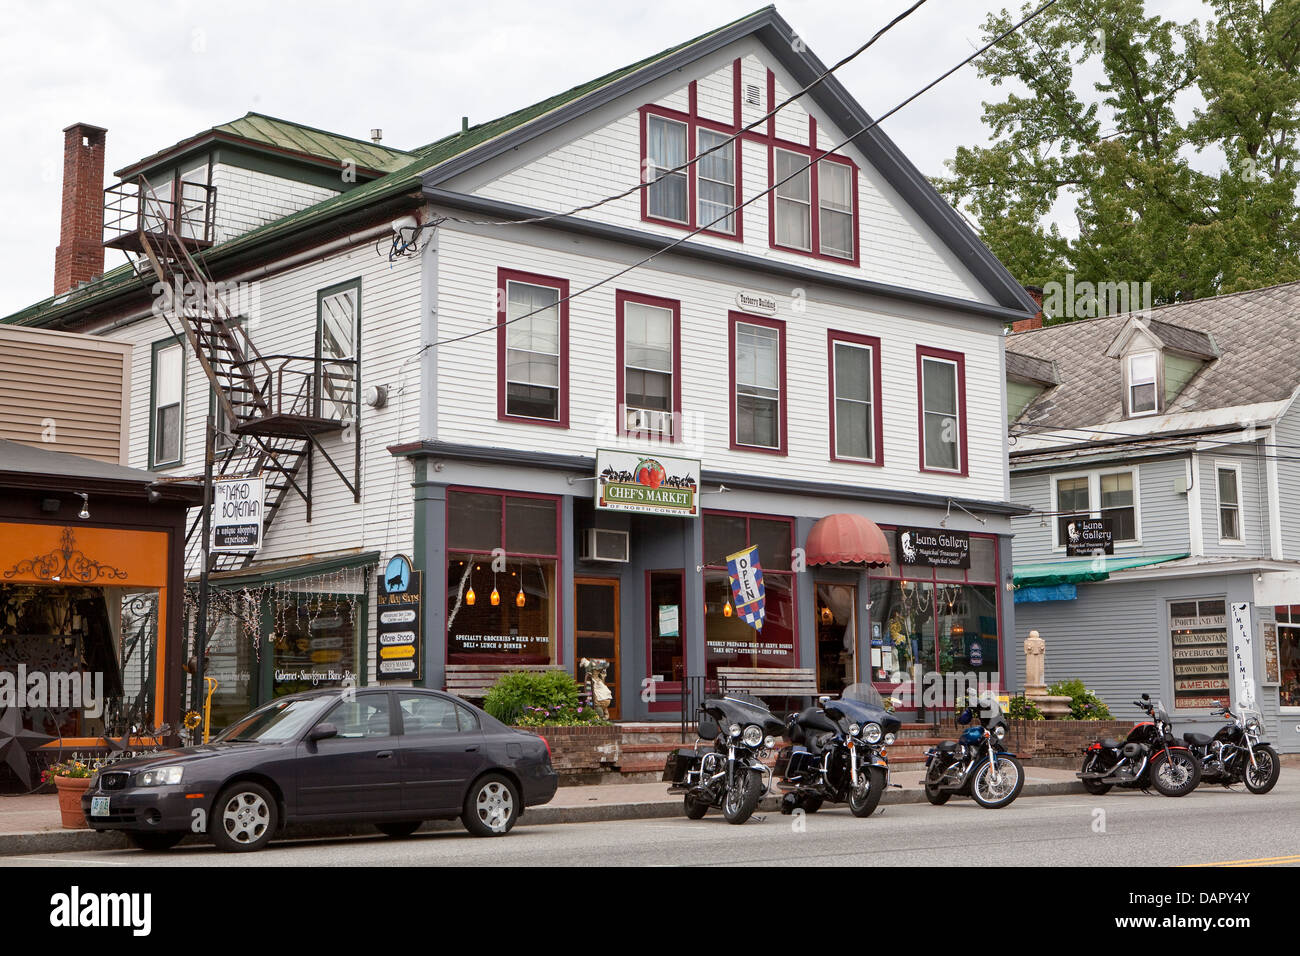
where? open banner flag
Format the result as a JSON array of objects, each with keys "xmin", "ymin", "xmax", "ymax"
[{"xmin": 726, "ymin": 545, "xmax": 765, "ymax": 630}]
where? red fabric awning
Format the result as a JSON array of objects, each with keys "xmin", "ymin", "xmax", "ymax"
[{"xmin": 805, "ymin": 513, "xmax": 891, "ymax": 566}]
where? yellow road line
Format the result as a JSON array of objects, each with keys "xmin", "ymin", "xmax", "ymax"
[{"xmin": 1184, "ymin": 853, "xmax": 1300, "ymax": 867}]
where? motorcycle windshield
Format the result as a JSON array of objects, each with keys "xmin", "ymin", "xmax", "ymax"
[
  {"xmin": 703, "ymin": 695, "xmax": 783, "ymax": 735},
  {"xmin": 825, "ymin": 684, "xmax": 902, "ymax": 734},
  {"xmin": 842, "ymin": 682, "xmax": 887, "ymax": 710}
]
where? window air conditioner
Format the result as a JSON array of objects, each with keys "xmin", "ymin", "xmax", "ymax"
[{"xmin": 582, "ymin": 528, "xmax": 630, "ymax": 562}]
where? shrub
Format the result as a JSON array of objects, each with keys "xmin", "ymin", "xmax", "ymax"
[
  {"xmin": 482, "ymin": 669, "xmax": 608, "ymax": 726},
  {"xmin": 1006, "ymin": 695, "xmax": 1044, "ymax": 720},
  {"xmin": 1047, "ymin": 679, "xmax": 1113, "ymax": 720}
]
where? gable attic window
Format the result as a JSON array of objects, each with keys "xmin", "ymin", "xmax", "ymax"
[
  {"xmin": 645, "ymin": 114, "xmax": 688, "ymax": 224},
  {"xmin": 1127, "ymin": 352, "xmax": 1159, "ymax": 416}
]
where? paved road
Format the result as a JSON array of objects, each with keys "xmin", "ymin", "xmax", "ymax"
[{"xmin": 5, "ymin": 777, "xmax": 1297, "ymax": 867}]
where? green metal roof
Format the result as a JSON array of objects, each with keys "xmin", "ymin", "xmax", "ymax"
[
  {"xmin": 2, "ymin": 6, "xmax": 773, "ymax": 330},
  {"xmin": 1013, "ymin": 553, "xmax": 1190, "ymax": 588}
]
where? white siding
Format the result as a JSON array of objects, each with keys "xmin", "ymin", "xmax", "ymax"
[
  {"xmin": 210, "ymin": 164, "xmax": 339, "ymax": 243},
  {"xmin": 466, "ymin": 39, "xmax": 992, "ymax": 304},
  {"xmin": 1200, "ymin": 445, "xmax": 1270, "ymax": 557},
  {"xmin": 432, "ymin": 222, "xmax": 1007, "ymax": 502},
  {"xmin": 1277, "ymin": 405, "xmax": 1300, "ymax": 559}
]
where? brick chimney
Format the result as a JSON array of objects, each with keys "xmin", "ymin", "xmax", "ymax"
[
  {"xmin": 53, "ymin": 122, "xmax": 107, "ymax": 295},
  {"xmin": 1012, "ymin": 285, "xmax": 1044, "ymax": 333}
]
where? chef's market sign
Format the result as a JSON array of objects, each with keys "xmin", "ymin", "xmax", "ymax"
[{"xmin": 595, "ymin": 449, "xmax": 700, "ymax": 517}]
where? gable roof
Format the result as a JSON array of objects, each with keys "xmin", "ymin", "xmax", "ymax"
[
  {"xmin": 1008, "ymin": 281, "xmax": 1300, "ymax": 433},
  {"xmin": 5, "ymin": 5, "xmax": 1035, "ymax": 330},
  {"xmin": 117, "ymin": 111, "xmax": 414, "ymax": 178},
  {"xmin": 1104, "ymin": 314, "xmax": 1220, "ymax": 360}
]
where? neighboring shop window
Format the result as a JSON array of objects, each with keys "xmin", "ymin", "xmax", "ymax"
[
  {"xmin": 203, "ymin": 607, "xmax": 257, "ymax": 734},
  {"xmin": 269, "ymin": 585, "xmax": 364, "ymax": 699},
  {"xmin": 867, "ymin": 532, "xmax": 1000, "ymax": 699},
  {"xmin": 917, "ymin": 346, "xmax": 966, "ymax": 475},
  {"xmin": 701, "ymin": 512, "xmax": 795, "ymax": 677},
  {"xmin": 316, "ymin": 279, "xmax": 360, "ymax": 422},
  {"xmin": 0, "ymin": 584, "xmax": 159, "ymax": 738},
  {"xmin": 497, "ymin": 269, "xmax": 569, "ymax": 426},
  {"xmin": 1168, "ymin": 598, "xmax": 1229, "ymax": 711},
  {"xmin": 617, "ymin": 291, "xmax": 680, "ymax": 439},
  {"xmin": 1053, "ymin": 467, "xmax": 1139, "ymax": 548},
  {"xmin": 731, "ymin": 314, "xmax": 785, "ymax": 453},
  {"xmin": 150, "ymin": 338, "xmax": 185, "ymax": 468},
  {"xmin": 446, "ymin": 489, "xmax": 560, "ymax": 665},
  {"xmin": 1274, "ymin": 606, "xmax": 1300, "ymax": 709},
  {"xmin": 815, "ymin": 582, "xmax": 857, "ymax": 695}
]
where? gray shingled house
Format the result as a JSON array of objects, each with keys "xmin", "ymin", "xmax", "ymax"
[{"xmin": 1005, "ymin": 282, "xmax": 1300, "ymax": 752}]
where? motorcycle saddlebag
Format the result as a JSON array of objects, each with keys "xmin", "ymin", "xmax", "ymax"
[{"xmin": 663, "ymin": 748, "xmax": 703, "ymax": 784}]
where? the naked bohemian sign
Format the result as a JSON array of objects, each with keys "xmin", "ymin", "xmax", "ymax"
[{"xmin": 595, "ymin": 449, "xmax": 700, "ymax": 517}]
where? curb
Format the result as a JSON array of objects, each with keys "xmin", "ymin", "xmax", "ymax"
[{"xmin": 0, "ymin": 781, "xmax": 1087, "ymax": 856}]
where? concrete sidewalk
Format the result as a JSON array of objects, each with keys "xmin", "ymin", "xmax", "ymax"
[{"xmin": 0, "ymin": 766, "xmax": 1085, "ymax": 856}]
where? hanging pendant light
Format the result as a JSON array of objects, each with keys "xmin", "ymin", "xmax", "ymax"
[
  {"xmin": 491, "ymin": 587, "xmax": 500, "ymax": 606},
  {"xmin": 723, "ymin": 601, "xmax": 733, "ymax": 618},
  {"xmin": 820, "ymin": 605, "xmax": 833, "ymax": 624},
  {"xmin": 466, "ymin": 587, "xmax": 476, "ymax": 606},
  {"xmin": 516, "ymin": 589, "xmax": 526, "ymax": 607}
]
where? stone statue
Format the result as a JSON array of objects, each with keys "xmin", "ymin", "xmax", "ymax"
[
  {"xmin": 1024, "ymin": 630, "xmax": 1046, "ymax": 695},
  {"xmin": 580, "ymin": 657, "xmax": 613, "ymax": 720}
]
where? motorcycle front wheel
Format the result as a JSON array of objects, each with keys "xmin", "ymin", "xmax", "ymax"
[
  {"xmin": 1244, "ymin": 745, "xmax": 1281, "ymax": 795},
  {"xmin": 1150, "ymin": 750, "xmax": 1200, "ymax": 797},
  {"xmin": 722, "ymin": 769, "xmax": 764, "ymax": 825},
  {"xmin": 971, "ymin": 755, "xmax": 1024, "ymax": 809},
  {"xmin": 849, "ymin": 766, "xmax": 886, "ymax": 818}
]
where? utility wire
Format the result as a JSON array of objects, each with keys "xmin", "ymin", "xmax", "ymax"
[{"xmin": 413, "ymin": 0, "xmax": 1062, "ymax": 359}]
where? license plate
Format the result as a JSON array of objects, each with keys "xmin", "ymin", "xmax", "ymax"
[{"xmin": 90, "ymin": 796, "xmax": 110, "ymax": 818}]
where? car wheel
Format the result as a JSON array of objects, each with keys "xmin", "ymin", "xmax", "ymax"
[
  {"xmin": 462, "ymin": 774, "xmax": 519, "ymax": 837},
  {"xmin": 128, "ymin": 831, "xmax": 185, "ymax": 852},
  {"xmin": 376, "ymin": 821, "xmax": 422, "ymax": 838},
  {"xmin": 210, "ymin": 782, "xmax": 278, "ymax": 852}
]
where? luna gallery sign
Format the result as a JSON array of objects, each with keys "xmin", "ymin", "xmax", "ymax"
[{"xmin": 897, "ymin": 527, "xmax": 970, "ymax": 569}]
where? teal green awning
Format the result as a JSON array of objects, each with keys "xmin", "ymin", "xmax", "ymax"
[{"xmin": 1013, "ymin": 553, "xmax": 1189, "ymax": 588}]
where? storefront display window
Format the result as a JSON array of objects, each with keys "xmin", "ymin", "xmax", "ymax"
[
  {"xmin": 0, "ymin": 583, "xmax": 159, "ymax": 738},
  {"xmin": 1273, "ymin": 606, "xmax": 1300, "ymax": 709},
  {"xmin": 702, "ymin": 512, "xmax": 796, "ymax": 677},
  {"xmin": 866, "ymin": 529, "xmax": 1002, "ymax": 705},
  {"xmin": 1168, "ymin": 598, "xmax": 1228, "ymax": 711},
  {"xmin": 447, "ymin": 489, "xmax": 559, "ymax": 665}
]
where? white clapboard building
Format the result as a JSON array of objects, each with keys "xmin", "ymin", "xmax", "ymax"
[{"xmin": 4, "ymin": 7, "xmax": 1037, "ymax": 725}]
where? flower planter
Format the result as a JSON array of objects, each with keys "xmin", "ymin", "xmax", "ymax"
[{"xmin": 54, "ymin": 776, "xmax": 93, "ymax": 829}]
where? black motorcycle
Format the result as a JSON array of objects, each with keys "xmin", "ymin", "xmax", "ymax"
[
  {"xmin": 924, "ymin": 692, "xmax": 1025, "ymax": 809},
  {"xmin": 1079, "ymin": 694, "xmax": 1200, "ymax": 797},
  {"xmin": 1183, "ymin": 700, "xmax": 1281, "ymax": 794},
  {"xmin": 775, "ymin": 682, "xmax": 899, "ymax": 818},
  {"xmin": 664, "ymin": 693, "xmax": 785, "ymax": 824}
]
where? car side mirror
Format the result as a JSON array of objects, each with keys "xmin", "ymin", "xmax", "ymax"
[{"xmin": 308, "ymin": 722, "xmax": 338, "ymax": 742}]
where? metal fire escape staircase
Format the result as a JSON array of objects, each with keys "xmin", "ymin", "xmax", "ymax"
[{"xmin": 104, "ymin": 175, "xmax": 360, "ymax": 573}]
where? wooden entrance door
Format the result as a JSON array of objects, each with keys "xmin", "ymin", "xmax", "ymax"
[{"xmin": 574, "ymin": 577, "xmax": 620, "ymax": 719}]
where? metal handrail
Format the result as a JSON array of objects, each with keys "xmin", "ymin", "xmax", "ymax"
[
  {"xmin": 230, "ymin": 354, "xmax": 357, "ymax": 421},
  {"xmin": 103, "ymin": 177, "xmax": 216, "ymax": 246}
]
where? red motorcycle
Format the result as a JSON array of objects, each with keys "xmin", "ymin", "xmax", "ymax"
[{"xmin": 1078, "ymin": 694, "xmax": 1201, "ymax": 797}]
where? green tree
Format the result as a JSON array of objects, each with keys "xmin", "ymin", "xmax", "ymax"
[{"xmin": 937, "ymin": 0, "xmax": 1300, "ymax": 314}]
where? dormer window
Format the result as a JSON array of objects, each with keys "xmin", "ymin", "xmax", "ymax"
[{"xmin": 1127, "ymin": 352, "xmax": 1159, "ymax": 416}]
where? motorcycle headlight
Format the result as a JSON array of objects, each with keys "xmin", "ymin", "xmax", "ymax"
[
  {"xmin": 742, "ymin": 725, "xmax": 763, "ymax": 748},
  {"xmin": 764, "ymin": 736, "xmax": 776, "ymax": 750},
  {"xmin": 728, "ymin": 723, "xmax": 741, "ymax": 738},
  {"xmin": 1245, "ymin": 718, "xmax": 1262, "ymax": 734},
  {"xmin": 133, "ymin": 766, "xmax": 184, "ymax": 787},
  {"xmin": 883, "ymin": 732, "xmax": 896, "ymax": 746},
  {"xmin": 848, "ymin": 723, "xmax": 861, "ymax": 737},
  {"xmin": 994, "ymin": 725, "xmax": 1007, "ymax": 740},
  {"xmin": 863, "ymin": 722, "xmax": 882, "ymax": 744}
]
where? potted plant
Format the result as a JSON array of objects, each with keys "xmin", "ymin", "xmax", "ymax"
[{"xmin": 42, "ymin": 758, "xmax": 98, "ymax": 829}]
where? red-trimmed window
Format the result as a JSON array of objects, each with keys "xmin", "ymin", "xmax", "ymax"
[
  {"xmin": 828, "ymin": 330, "xmax": 883, "ymax": 465},
  {"xmin": 916, "ymin": 345, "xmax": 968, "ymax": 476},
  {"xmin": 639, "ymin": 83, "xmax": 743, "ymax": 241},
  {"xmin": 616, "ymin": 290, "xmax": 681, "ymax": 441},
  {"xmin": 729, "ymin": 312, "xmax": 786, "ymax": 454},
  {"xmin": 770, "ymin": 145, "xmax": 858, "ymax": 264},
  {"xmin": 497, "ymin": 268, "xmax": 569, "ymax": 427}
]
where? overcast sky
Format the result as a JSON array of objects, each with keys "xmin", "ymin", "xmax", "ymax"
[{"xmin": 0, "ymin": 0, "xmax": 1208, "ymax": 316}]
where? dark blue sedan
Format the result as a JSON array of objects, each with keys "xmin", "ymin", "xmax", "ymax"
[{"xmin": 81, "ymin": 687, "xmax": 558, "ymax": 851}]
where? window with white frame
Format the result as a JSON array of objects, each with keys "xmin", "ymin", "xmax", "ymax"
[
  {"xmin": 1128, "ymin": 352, "xmax": 1159, "ymax": 415},
  {"xmin": 621, "ymin": 297, "xmax": 675, "ymax": 437},
  {"xmin": 1053, "ymin": 468, "xmax": 1140, "ymax": 548},
  {"xmin": 774, "ymin": 148, "xmax": 812, "ymax": 251},
  {"xmin": 1216, "ymin": 463, "xmax": 1242, "ymax": 541},
  {"xmin": 645, "ymin": 115, "xmax": 688, "ymax": 224},
  {"xmin": 151, "ymin": 340, "xmax": 184, "ymax": 468},
  {"xmin": 697, "ymin": 128, "xmax": 735, "ymax": 234},
  {"xmin": 734, "ymin": 321, "xmax": 781, "ymax": 449},
  {"xmin": 831, "ymin": 338, "xmax": 877, "ymax": 461},
  {"xmin": 504, "ymin": 280, "xmax": 562, "ymax": 421},
  {"xmin": 818, "ymin": 160, "xmax": 853, "ymax": 258},
  {"xmin": 920, "ymin": 355, "xmax": 961, "ymax": 472},
  {"xmin": 317, "ymin": 281, "xmax": 359, "ymax": 422}
]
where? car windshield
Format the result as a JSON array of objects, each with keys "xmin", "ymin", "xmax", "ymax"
[{"xmin": 215, "ymin": 697, "xmax": 332, "ymax": 743}]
